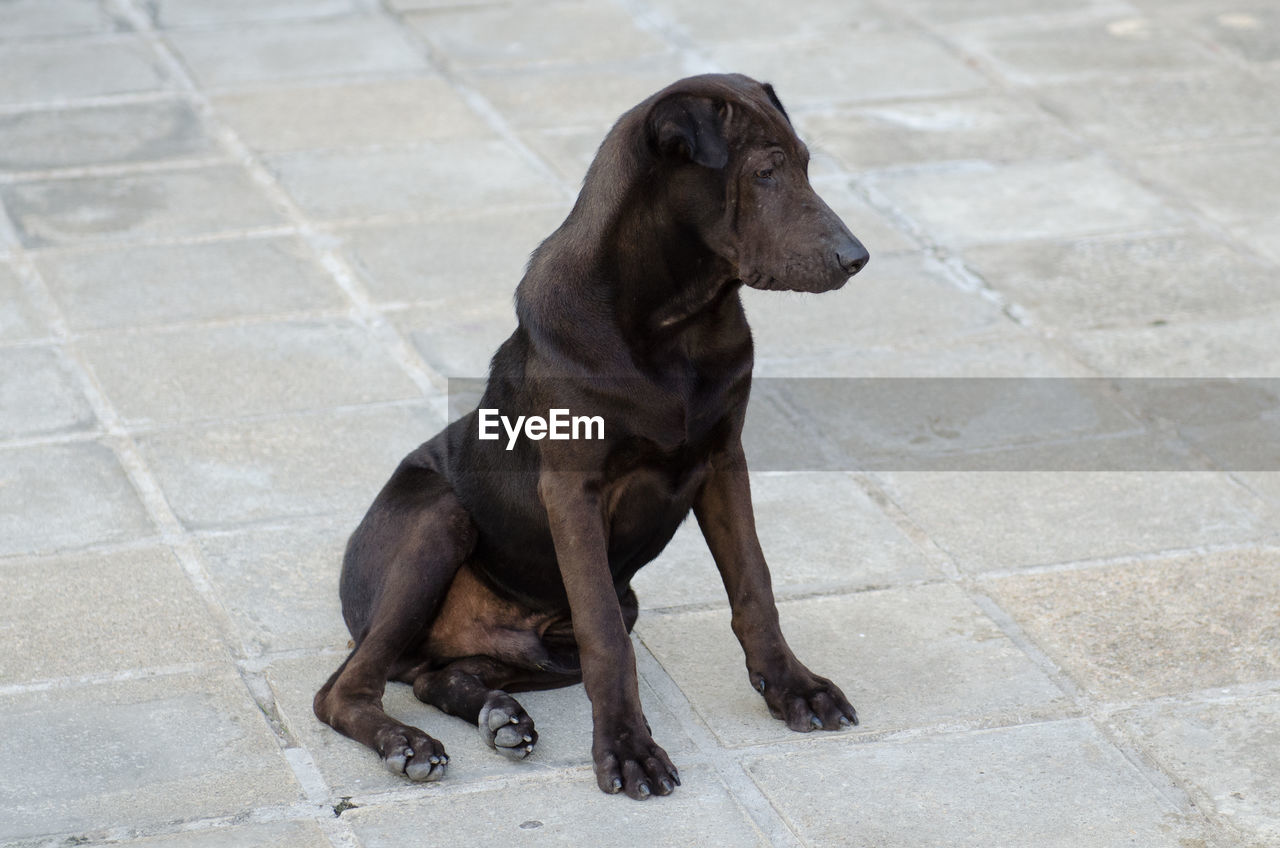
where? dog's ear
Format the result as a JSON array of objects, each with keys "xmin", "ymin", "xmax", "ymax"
[{"xmin": 647, "ymin": 94, "xmax": 728, "ymax": 169}]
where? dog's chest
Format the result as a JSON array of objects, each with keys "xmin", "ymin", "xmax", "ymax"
[{"xmin": 601, "ymin": 458, "xmax": 707, "ymax": 577}]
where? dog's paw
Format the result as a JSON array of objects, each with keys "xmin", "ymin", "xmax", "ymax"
[
  {"xmin": 593, "ymin": 721, "xmax": 680, "ymax": 800},
  {"xmin": 751, "ymin": 667, "xmax": 858, "ymax": 732},
  {"xmin": 377, "ymin": 724, "xmax": 448, "ymax": 781},
  {"xmin": 478, "ymin": 691, "xmax": 537, "ymax": 760}
]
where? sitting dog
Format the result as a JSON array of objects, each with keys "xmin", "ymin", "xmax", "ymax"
[{"xmin": 314, "ymin": 73, "xmax": 869, "ymax": 800}]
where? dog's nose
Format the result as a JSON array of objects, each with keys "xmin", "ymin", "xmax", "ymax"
[{"xmin": 837, "ymin": 243, "xmax": 870, "ymax": 275}]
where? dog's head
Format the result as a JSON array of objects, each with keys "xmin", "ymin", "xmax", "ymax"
[{"xmin": 643, "ymin": 74, "xmax": 868, "ymax": 293}]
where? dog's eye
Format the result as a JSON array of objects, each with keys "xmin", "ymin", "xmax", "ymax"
[{"xmin": 754, "ymin": 168, "xmax": 774, "ymax": 181}]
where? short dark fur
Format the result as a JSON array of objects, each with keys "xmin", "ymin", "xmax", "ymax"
[{"xmin": 314, "ymin": 73, "xmax": 869, "ymax": 799}]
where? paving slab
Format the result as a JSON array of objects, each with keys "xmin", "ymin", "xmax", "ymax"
[
  {"xmin": 777, "ymin": 372, "xmax": 1139, "ymax": 471},
  {"xmin": 874, "ymin": 471, "xmax": 1272, "ymax": 572},
  {"xmin": 741, "ymin": 252, "xmax": 1011, "ymax": 374},
  {"xmin": 0, "ymin": 546, "xmax": 226, "ymax": 685},
  {"xmin": 0, "ymin": 670, "xmax": 302, "ymax": 841},
  {"xmin": 800, "ymin": 94, "xmax": 1084, "ymax": 171},
  {"xmin": 951, "ymin": 13, "xmax": 1220, "ymax": 84},
  {"xmin": 463, "ymin": 64, "xmax": 683, "ymax": 131},
  {"xmin": 986, "ymin": 549, "xmax": 1280, "ymax": 700},
  {"xmin": 150, "ymin": 0, "xmax": 359, "ymax": 28},
  {"xmin": 0, "ymin": 261, "xmax": 49, "ymax": 342},
  {"xmin": 196, "ymin": 522, "xmax": 349, "ymax": 655},
  {"xmin": 1065, "ymin": 309, "xmax": 1280, "ymax": 377},
  {"xmin": 213, "ymin": 77, "xmax": 491, "ymax": 153},
  {"xmin": 961, "ymin": 231, "xmax": 1280, "ymax": 330},
  {"xmin": 136, "ymin": 404, "xmax": 443, "ymax": 529},
  {"xmin": 745, "ymin": 719, "xmax": 1202, "ymax": 847},
  {"xmin": 267, "ymin": 141, "xmax": 565, "ymax": 220},
  {"xmin": 79, "ymin": 318, "xmax": 422, "ymax": 426},
  {"xmin": 0, "ymin": 98, "xmax": 215, "ymax": 173},
  {"xmin": 751, "ymin": 327, "xmax": 1080, "ymax": 380},
  {"xmin": 1037, "ymin": 70, "xmax": 1280, "ymax": 145},
  {"xmin": 1136, "ymin": 143, "xmax": 1280, "ymax": 225},
  {"xmin": 1, "ymin": 165, "xmax": 286, "ymax": 248},
  {"xmin": 167, "ymin": 15, "xmax": 427, "ymax": 88},
  {"xmin": 343, "ymin": 764, "xmax": 767, "ymax": 848},
  {"xmin": 403, "ymin": 3, "xmax": 673, "ymax": 71},
  {"xmin": 644, "ymin": 0, "xmax": 880, "ymax": 46},
  {"xmin": 1233, "ymin": 216, "xmax": 1280, "ymax": 265},
  {"xmin": 0, "ymin": 344, "xmax": 95, "ymax": 439},
  {"xmin": 0, "ymin": 0, "xmax": 128, "ymax": 38},
  {"xmin": 632, "ymin": 472, "xmax": 940, "ymax": 610},
  {"xmin": 638, "ymin": 585, "xmax": 1069, "ymax": 747},
  {"xmin": 36, "ymin": 235, "xmax": 345, "ymax": 331},
  {"xmin": 895, "ymin": 0, "xmax": 1133, "ymax": 25},
  {"xmin": 871, "ymin": 157, "xmax": 1185, "ymax": 247},
  {"xmin": 267, "ymin": 650, "xmax": 693, "ymax": 797},
  {"xmin": 1171, "ymin": 3, "xmax": 1280, "ymax": 65},
  {"xmin": 519, "ymin": 125, "xmax": 615, "ymax": 185},
  {"xmin": 1119, "ymin": 691, "xmax": 1280, "ymax": 847},
  {"xmin": 338, "ymin": 206, "xmax": 566, "ymax": 307},
  {"xmin": 0, "ymin": 441, "xmax": 155, "ymax": 557},
  {"xmin": 708, "ymin": 30, "xmax": 990, "ymax": 107},
  {"xmin": 107, "ymin": 820, "xmax": 332, "ymax": 848},
  {"xmin": 395, "ymin": 302, "xmax": 518, "ymax": 377},
  {"xmin": 0, "ymin": 37, "xmax": 168, "ymax": 107}
]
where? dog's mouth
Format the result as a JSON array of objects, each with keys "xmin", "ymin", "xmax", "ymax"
[{"xmin": 743, "ymin": 272, "xmax": 851, "ymax": 294}]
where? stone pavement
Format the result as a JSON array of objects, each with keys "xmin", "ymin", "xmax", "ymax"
[{"xmin": 1, "ymin": 0, "xmax": 1278, "ymax": 845}]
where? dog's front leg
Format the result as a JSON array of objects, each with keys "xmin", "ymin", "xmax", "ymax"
[
  {"xmin": 695, "ymin": 443, "xmax": 859, "ymax": 731},
  {"xmin": 538, "ymin": 471, "xmax": 680, "ymax": 799}
]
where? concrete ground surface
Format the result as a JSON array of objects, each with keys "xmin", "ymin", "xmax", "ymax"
[{"xmin": 1, "ymin": 0, "xmax": 1278, "ymax": 845}]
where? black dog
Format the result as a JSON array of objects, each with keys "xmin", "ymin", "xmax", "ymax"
[{"xmin": 314, "ymin": 73, "xmax": 868, "ymax": 800}]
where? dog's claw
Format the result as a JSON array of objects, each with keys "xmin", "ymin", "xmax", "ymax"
[
  {"xmin": 611, "ymin": 777, "xmax": 623, "ymax": 793},
  {"xmin": 839, "ymin": 716, "xmax": 851, "ymax": 728}
]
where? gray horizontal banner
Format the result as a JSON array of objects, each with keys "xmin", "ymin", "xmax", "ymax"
[{"xmin": 446, "ymin": 378, "xmax": 1280, "ymax": 472}]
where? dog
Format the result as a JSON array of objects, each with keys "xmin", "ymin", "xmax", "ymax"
[{"xmin": 314, "ymin": 73, "xmax": 869, "ymax": 800}]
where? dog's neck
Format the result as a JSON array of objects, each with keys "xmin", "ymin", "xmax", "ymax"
[{"xmin": 608, "ymin": 194, "xmax": 741, "ymax": 341}]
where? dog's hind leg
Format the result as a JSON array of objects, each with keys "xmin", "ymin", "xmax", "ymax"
[
  {"xmin": 410, "ymin": 657, "xmax": 548, "ymax": 761},
  {"xmin": 313, "ymin": 462, "xmax": 476, "ymax": 782}
]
